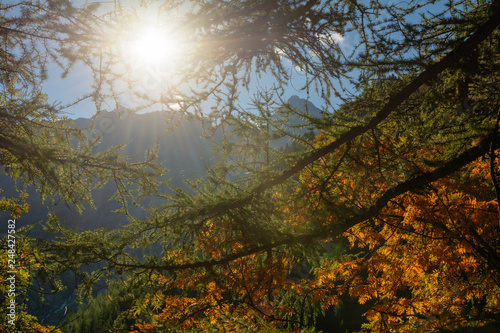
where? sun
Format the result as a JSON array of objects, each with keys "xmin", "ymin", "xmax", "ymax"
[{"xmin": 127, "ymin": 25, "xmax": 183, "ymax": 67}]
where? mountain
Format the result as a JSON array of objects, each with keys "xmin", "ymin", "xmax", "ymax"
[
  {"xmin": 0, "ymin": 95, "xmax": 319, "ymax": 324},
  {"xmin": 286, "ymin": 95, "xmax": 323, "ymax": 126},
  {"xmin": 269, "ymin": 95, "xmax": 322, "ymax": 149}
]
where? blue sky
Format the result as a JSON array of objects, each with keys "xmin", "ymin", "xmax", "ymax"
[{"xmin": 39, "ymin": 0, "xmax": 453, "ymax": 120}]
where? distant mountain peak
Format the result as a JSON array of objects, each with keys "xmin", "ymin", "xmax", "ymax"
[{"xmin": 287, "ymin": 95, "xmax": 322, "ymax": 118}]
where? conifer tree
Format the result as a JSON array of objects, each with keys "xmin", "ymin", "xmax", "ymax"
[{"xmin": 2, "ymin": 0, "xmax": 500, "ymax": 332}]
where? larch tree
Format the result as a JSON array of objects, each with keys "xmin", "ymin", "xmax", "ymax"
[
  {"xmin": 0, "ymin": 1, "xmax": 161, "ymax": 331},
  {"xmin": 1, "ymin": 0, "xmax": 500, "ymax": 332}
]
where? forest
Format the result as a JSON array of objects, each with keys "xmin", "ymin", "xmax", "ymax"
[{"xmin": 1, "ymin": 0, "xmax": 500, "ymax": 332}]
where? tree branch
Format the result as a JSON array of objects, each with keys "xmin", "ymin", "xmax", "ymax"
[
  {"xmin": 490, "ymin": 108, "xmax": 500, "ymax": 226},
  {"xmin": 115, "ymin": 132, "xmax": 499, "ymax": 273},
  {"xmin": 254, "ymin": 0, "xmax": 500, "ymax": 195},
  {"xmin": 337, "ymin": 132, "xmax": 499, "ymax": 234}
]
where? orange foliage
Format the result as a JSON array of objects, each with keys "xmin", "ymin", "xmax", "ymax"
[
  {"xmin": 129, "ymin": 212, "xmax": 307, "ymax": 332},
  {"xmin": 304, "ymin": 132, "xmax": 500, "ymax": 331}
]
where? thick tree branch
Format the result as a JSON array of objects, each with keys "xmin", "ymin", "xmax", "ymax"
[
  {"xmin": 117, "ymin": 132, "xmax": 499, "ymax": 273},
  {"xmin": 337, "ymin": 132, "xmax": 499, "ymax": 234},
  {"xmin": 254, "ymin": 0, "xmax": 500, "ymax": 195},
  {"xmin": 490, "ymin": 108, "xmax": 500, "ymax": 226}
]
